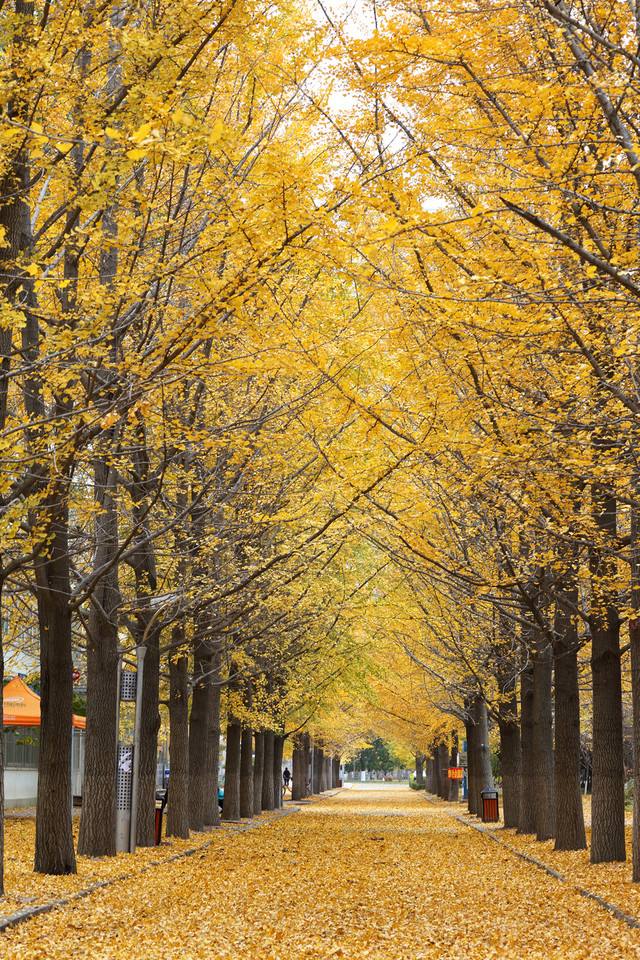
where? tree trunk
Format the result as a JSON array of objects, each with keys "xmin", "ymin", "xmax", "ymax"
[
  {"xmin": 253, "ymin": 731, "xmax": 265, "ymax": 813},
  {"xmin": 188, "ymin": 634, "xmax": 213, "ymax": 831},
  {"xmin": 553, "ymin": 590, "xmax": 586, "ymax": 851},
  {"xmin": 518, "ymin": 663, "xmax": 536, "ymax": 833},
  {"xmin": 448, "ymin": 736, "xmax": 459, "ymax": 802},
  {"xmin": 495, "ymin": 671, "xmax": 521, "ymax": 829},
  {"xmin": 532, "ymin": 632, "xmax": 555, "ymax": 841},
  {"xmin": 222, "ymin": 719, "xmax": 241, "ymax": 821},
  {"xmin": 590, "ymin": 434, "xmax": 626, "ymax": 862},
  {"xmin": 497, "ymin": 715, "xmax": 520, "ymax": 828},
  {"xmin": 261, "ymin": 730, "xmax": 275, "ymax": 810},
  {"xmin": 471, "ymin": 697, "xmax": 493, "ymax": 815},
  {"xmin": 166, "ymin": 641, "xmax": 189, "ymax": 839},
  {"xmin": 78, "ymin": 456, "xmax": 120, "ymax": 857},
  {"xmin": 312, "ymin": 744, "xmax": 323, "ymax": 794},
  {"xmin": 303, "ymin": 732, "xmax": 312, "ymax": 796},
  {"xmin": 273, "ymin": 735, "xmax": 284, "ymax": 808},
  {"xmin": 292, "ymin": 734, "xmax": 306, "ymax": 800},
  {"xmin": 240, "ymin": 725, "xmax": 254, "ymax": 819},
  {"xmin": 203, "ymin": 643, "xmax": 221, "ymax": 827},
  {"xmin": 631, "ymin": 493, "xmax": 640, "ymax": 880},
  {"xmin": 320, "ymin": 754, "xmax": 329, "ymax": 792},
  {"xmin": 438, "ymin": 742, "xmax": 449, "ymax": 799},
  {"xmin": 0, "ymin": 586, "xmax": 5, "ymax": 893},
  {"xmin": 333, "ymin": 754, "xmax": 340, "ymax": 787},
  {"xmin": 34, "ymin": 497, "xmax": 77, "ymax": 875},
  {"xmin": 464, "ymin": 721, "xmax": 476, "ymax": 814},
  {"xmin": 415, "ymin": 754, "xmax": 424, "ymax": 786},
  {"xmin": 129, "ymin": 435, "xmax": 161, "ymax": 849},
  {"xmin": 429, "ymin": 756, "xmax": 437, "ymax": 794},
  {"xmin": 433, "ymin": 745, "xmax": 442, "ymax": 799},
  {"xmin": 136, "ymin": 623, "xmax": 161, "ymax": 846},
  {"xmin": 590, "ymin": 618, "xmax": 626, "ymax": 860}
]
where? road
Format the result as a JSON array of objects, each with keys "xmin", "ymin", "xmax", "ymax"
[{"xmin": 3, "ymin": 784, "xmax": 639, "ymax": 958}]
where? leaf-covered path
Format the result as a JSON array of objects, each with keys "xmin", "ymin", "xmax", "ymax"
[{"xmin": 3, "ymin": 786, "xmax": 640, "ymax": 959}]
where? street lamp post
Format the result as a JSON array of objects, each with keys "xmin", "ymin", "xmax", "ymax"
[{"xmin": 129, "ymin": 644, "xmax": 146, "ymax": 853}]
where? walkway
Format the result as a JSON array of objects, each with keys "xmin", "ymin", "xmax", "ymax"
[{"xmin": 3, "ymin": 785, "xmax": 640, "ymax": 958}]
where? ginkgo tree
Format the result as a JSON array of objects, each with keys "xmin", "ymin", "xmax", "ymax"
[{"xmin": 5, "ymin": 0, "xmax": 640, "ymax": 905}]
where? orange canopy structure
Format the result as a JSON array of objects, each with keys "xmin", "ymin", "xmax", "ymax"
[{"xmin": 3, "ymin": 676, "xmax": 86, "ymax": 730}]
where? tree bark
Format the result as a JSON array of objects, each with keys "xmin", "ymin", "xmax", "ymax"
[
  {"xmin": 34, "ymin": 495, "xmax": 77, "ymax": 875},
  {"xmin": 135, "ymin": 622, "xmax": 160, "ymax": 846},
  {"xmin": 333, "ymin": 754, "xmax": 340, "ymax": 787},
  {"xmin": 261, "ymin": 730, "xmax": 275, "ymax": 810},
  {"xmin": 0, "ymin": 0, "xmax": 37, "ymax": 889},
  {"xmin": 433, "ymin": 744, "xmax": 442, "ymax": 799},
  {"xmin": 292, "ymin": 734, "xmax": 306, "ymax": 800},
  {"xmin": 497, "ymin": 702, "xmax": 521, "ymax": 828},
  {"xmin": 464, "ymin": 720, "xmax": 476, "ymax": 814},
  {"xmin": 415, "ymin": 754, "xmax": 424, "ymax": 786},
  {"xmin": 222, "ymin": 719, "xmax": 241, "ymax": 821},
  {"xmin": 590, "ymin": 617, "xmax": 626, "ymax": 859},
  {"xmin": 470, "ymin": 696, "xmax": 493, "ymax": 815},
  {"xmin": 188, "ymin": 633, "xmax": 213, "ymax": 831},
  {"xmin": 78, "ymin": 456, "xmax": 120, "ymax": 857},
  {"xmin": 494, "ymin": 659, "xmax": 521, "ymax": 828},
  {"xmin": 553, "ymin": 588, "xmax": 586, "ymax": 851},
  {"xmin": 253, "ymin": 731, "xmax": 265, "ymax": 814},
  {"xmin": 533, "ymin": 632, "xmax": 555, "ymax": 841},
  {"xmin": 273, "ymin": 735, "xmax": 284, "ymax": 808},
  {"xmin": 303, "ymin": 732, "xmax": 312, "ymax": 796},
  {"xmin": 448, "ymin": 736, "xmax": 459, "ymax": 802},
  {"xmin": 166, "ymin": 638, "xmax": 189, "ymax": 839},
  {"xmin": 326, "ymin": 755, "xmax": 333, "ymax": 790},
  {"xmin": 320, "ymin": 754, "xmax": 329, "ymax": 792},
  {"xmin": 76, "ymin": 14, "xmax": 121, "ymax": 855},
  {"xmin": 518, "ymin": 662, "xmax": 536, "ymax": 833},
  {"xmin": 203, "ymin": 642, "xmax": 221, "ymax": 827},
  {"xmin": 438, "ymin": 742, "xmax": 449, "ymax": 799},
  {"xmin": 590, "ymin": 426, "xmax": 626, "ymax": 862},
  {"xmin": 240, "ymin": 725, "xmax": 254, "ymax": 819},
  {"xmin": 312, "ymin": 743, "xmax": 323, "ymax": 794},
  {"xmin": 631, "ymin": 493, "xmax": 640, "ymax": 880},
  {"xmin": 129, "ymin": 436, "xmax": 161, "ymax": 849}
]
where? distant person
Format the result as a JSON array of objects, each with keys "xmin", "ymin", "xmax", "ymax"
[{"xmin": 283, "ymin": 767, "xmax": 291, "ymax": 794}]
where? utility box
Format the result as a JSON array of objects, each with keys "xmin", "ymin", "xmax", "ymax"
[{"xmin": 116, "ymin": 743, "xmax": 134, "ymax": 851}]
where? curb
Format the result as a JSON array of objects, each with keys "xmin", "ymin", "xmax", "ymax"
[{"xmin": 0, "ymin": 805, "xmax": 299, "ymax": 935}]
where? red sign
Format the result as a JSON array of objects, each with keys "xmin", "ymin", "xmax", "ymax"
[{"xmin": 447, "ymin": 766, "xmax": 464, "ymax": 780}]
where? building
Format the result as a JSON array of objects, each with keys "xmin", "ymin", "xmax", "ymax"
[{"xmin": 3, "ymin": 676, "xmax": 86, "ymax": 807}]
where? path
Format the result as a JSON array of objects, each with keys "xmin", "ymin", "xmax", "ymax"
[{"xmin": 3, "ymin": 785, "xmax": 640, "ymax": 959}]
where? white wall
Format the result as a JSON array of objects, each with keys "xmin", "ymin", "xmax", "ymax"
[
  {"xmin": 5, "ymin": 769, "xmax": 38, "ymax": 807},
  {"xmin": 5, "ymin": 730, "xmax": 85, "ymax": 807}
]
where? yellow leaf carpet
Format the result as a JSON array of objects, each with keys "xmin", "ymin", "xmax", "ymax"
[{"xmin": 3, "ymin": 786, "xmax": 639, "ymax": 959}]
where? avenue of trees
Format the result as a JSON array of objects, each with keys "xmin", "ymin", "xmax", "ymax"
[{"xmin": 2, "ymin": 0, "xmax": 640, "ymax": 895}]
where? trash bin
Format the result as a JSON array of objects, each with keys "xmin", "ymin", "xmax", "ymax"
[
  {"xmin": 155, "ymin": 789, "xmax": 168, "ymax": 845},
  {"xmin": 481, "ymin": 787, "xmax": 499, "ymax": 823}
]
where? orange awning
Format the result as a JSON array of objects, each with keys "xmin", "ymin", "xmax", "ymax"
[{"xmin": 3, "ymin": 676, "xmax": 86, "ymax": 730}]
